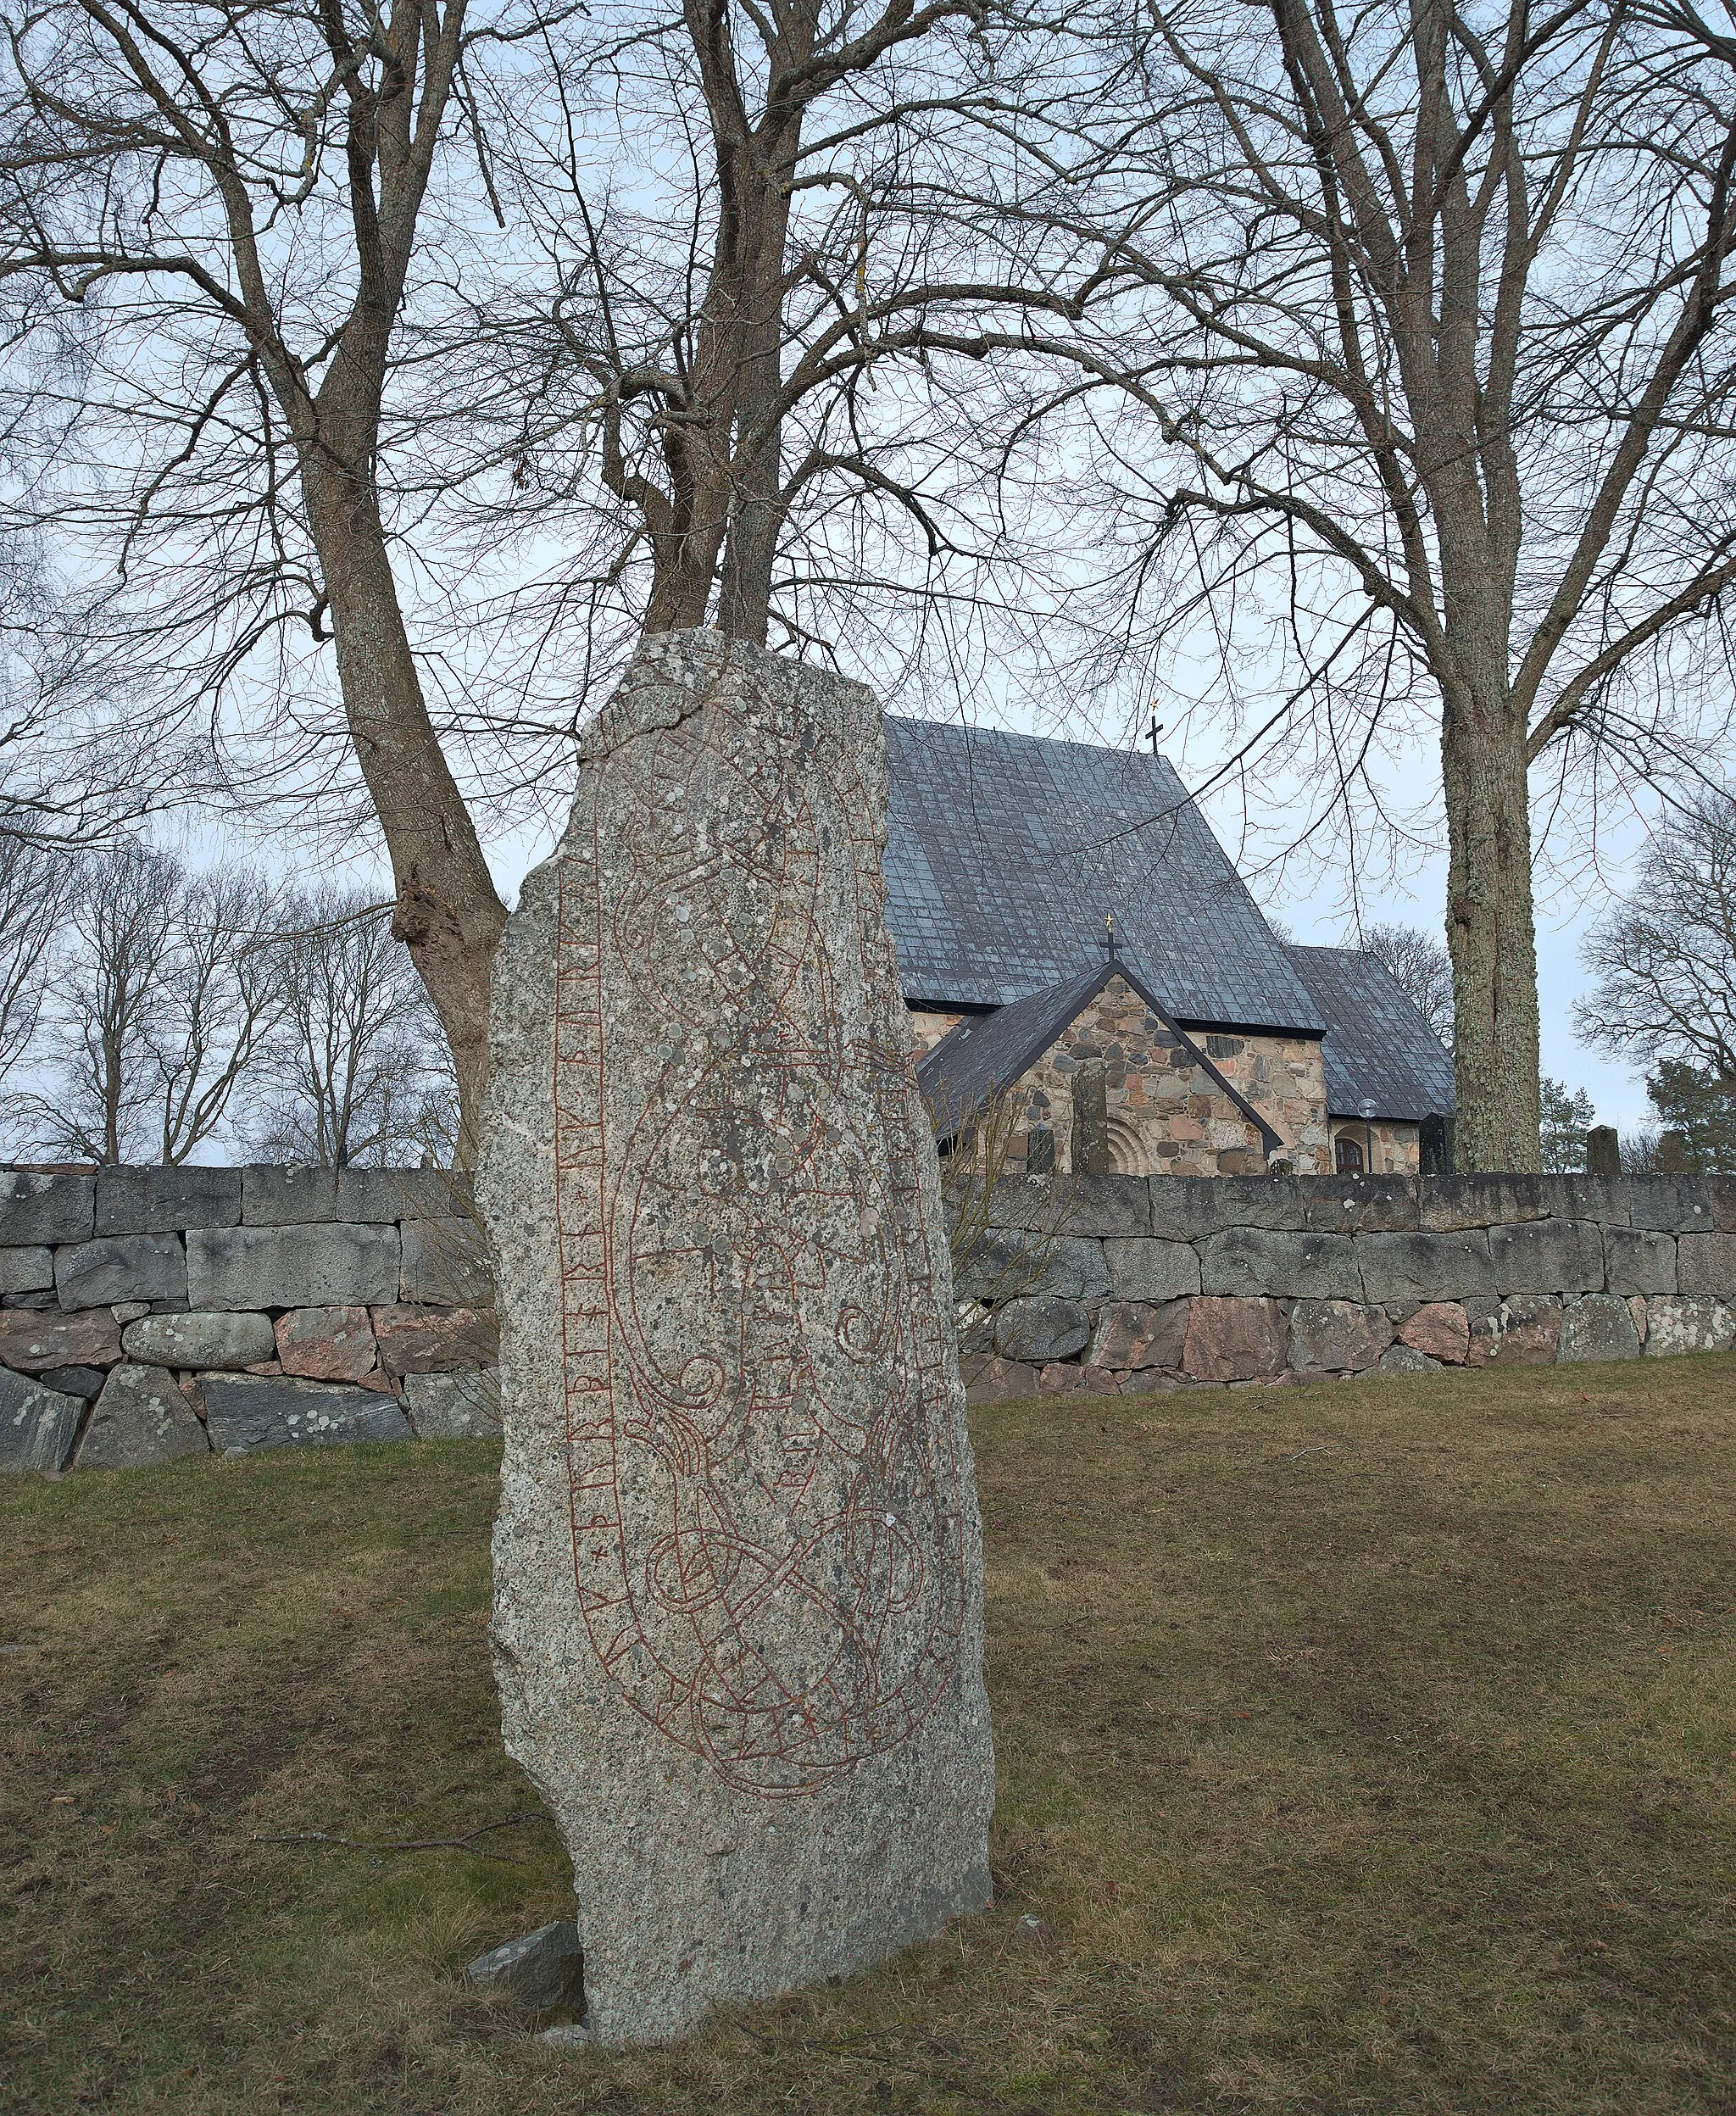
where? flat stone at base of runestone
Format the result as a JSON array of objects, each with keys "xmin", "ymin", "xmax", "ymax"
[{"xmin": 479, "ymin": 630, "xmax": 993, "ymax": 2046}]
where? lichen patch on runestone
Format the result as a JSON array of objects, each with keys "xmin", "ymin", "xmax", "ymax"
[{"xmin": 478, "ymin": 631, "xmax": 993, "ymax": 2046}]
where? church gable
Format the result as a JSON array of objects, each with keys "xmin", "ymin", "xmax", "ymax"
[
  {"xmin": 917, "ymin": 966, "xmax": 1322, "ymax": 1178},
  {"xmin": 1015, "ymin": 975, "xmax": 1288, "ymax": 1178}
]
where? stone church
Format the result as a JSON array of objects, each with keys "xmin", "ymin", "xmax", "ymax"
[{"xmin": 881, "ymin": 719, "xmax": 1455, "ymax": 1178}]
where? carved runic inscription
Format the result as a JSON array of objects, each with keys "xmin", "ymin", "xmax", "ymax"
[{"xmin": 550, "ymin": 689, "xmax": 967, "ymax": 1796}]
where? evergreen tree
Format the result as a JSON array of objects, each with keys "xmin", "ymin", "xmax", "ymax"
[
  {"xmin": 1539, "ymin": 1077, "xmax": 1596, "ymax": 1173},
  {"xmin": 1645, "ymin": 1061, "xmax": 1736, "ymax": 1173}
]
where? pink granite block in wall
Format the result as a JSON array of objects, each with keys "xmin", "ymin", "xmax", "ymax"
[
  {"xmin": 370, "ymin": 1303, "xmax": 499, "ymax": 1376},
  {"xmin": 275, "ymin": 1306, "xmax": 379, "ymax": 1383}
]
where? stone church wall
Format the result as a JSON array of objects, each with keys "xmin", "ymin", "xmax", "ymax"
[
  {"xmin": 1327, "ymin": 1116, "xmax": 1421, "ymax": 1175},
  {"xmin": 0, "ymin": 1166, "xmax": 498, "ymax": 1476},
  {"xmin": 1194, "ymin": 1028, "xmax": 1330, "ymax": 1172},
  {"xmin": 916, "ymin": 979, "xmax": 1332, "ymax": 1177},
  {"xmin": 909, "ymin": 1006, "xmax": 967, "ymax": 1053},
  {"xmin": 959, "ymin": 1170, "xmax": 1736, "ymax": 1400}
]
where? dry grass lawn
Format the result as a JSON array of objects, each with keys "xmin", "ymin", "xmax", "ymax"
[{"xmin": 4, "ymin": 1356, "xmax": 1736, "ymax": 2113}]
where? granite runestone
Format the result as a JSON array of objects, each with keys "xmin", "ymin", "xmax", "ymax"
[{"xmin": 477, "ymin": 632, "xmax": 993, "ymax": 2047}]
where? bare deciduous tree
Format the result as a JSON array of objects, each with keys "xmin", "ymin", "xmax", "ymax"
[
  {"xmin": 151, "ymin": 867, "xmax": 287, "ymax": 1163},
  {"xmin": 1577, "ymin": 793, "xmax": 1736, "ymax": 1076},
  {"xmin": 249, "ymin": 886, "xmax": 457, "ymax": 1168},
  {"xmin": 22, "ymin": 843, "xmax": 285, "ymax": 1162},
  {"xmin": 0, "ymin": 0, "xmax": 549, "ymax": 1145},
  {"xmin": 0, "ymin": 832, "xmax": 74, "ymax": 1087},
  {"xmin": 983, "ymin": 0, "xmax": 1736, "ymax": 1166},
  {"xmin": 1362, "ymin": 924, "xmax": 1455, "ymax": 1050},
  {"xmin": 460, "ymin": 0, "xmax": 1095, "ymax": 666},
  {"xmin": 24, "ymin": 840, "xmax": 174, "ymax": 1161},
  {"xmin": 1, "ymin": 0, "xmax": 1095, "ymax": 1156}
]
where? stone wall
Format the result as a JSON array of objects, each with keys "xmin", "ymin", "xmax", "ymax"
[
  {"xmin": 0, "ymin": 1166, "xmax": 498, "ymax": 1475},
  {"xmin": 958, "ymin": 1170, "xmax": 1736, "ymax": 1400},
  {"xmin": 19, "ymin": 1162, "xmax": 1732, "ymax": 1473}
]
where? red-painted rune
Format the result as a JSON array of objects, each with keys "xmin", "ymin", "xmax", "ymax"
[{"xmin": 551, "ymin": 693, "xmax": 967, "ymax": 1796}]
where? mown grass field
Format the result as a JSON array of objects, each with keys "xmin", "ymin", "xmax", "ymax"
[{"xmin": 4, "ymin": 1356, "xmax": 1735, "ymax": 2114}]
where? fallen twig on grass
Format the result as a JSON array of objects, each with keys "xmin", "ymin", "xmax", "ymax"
[{"xmin": 249, "ymin": 1812, "xmax": 549, "ymax": 1865}]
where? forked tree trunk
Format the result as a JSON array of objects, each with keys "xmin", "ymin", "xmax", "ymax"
[
  {"xmin": 300, "ymin": 446, "xmax": 506, "ymax": 1164},
  {"xmin": 1440, "ymin": 678, "xmax": 1541, "ymax": 1171}
]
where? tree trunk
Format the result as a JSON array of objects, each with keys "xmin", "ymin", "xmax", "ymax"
[
  {"xmin": 1440, "ymin": 676, "xmax": 1541, "ymax": 1171},
  {"xmin": 715, "ymin": 117, "xmax": 799, "ymax": 643},
  {"xmin": 299, "ymin": 450, "xmax": 506, "ymax": 1164}
]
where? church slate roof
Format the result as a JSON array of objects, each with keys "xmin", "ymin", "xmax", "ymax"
[
  {"xmin": 882, "ymin": 718, "xmax": 1326, "ymax": 1035},
  {"xmin": 1287, "ymin": 945, "xmax": 1455, "ymax": 1122}
]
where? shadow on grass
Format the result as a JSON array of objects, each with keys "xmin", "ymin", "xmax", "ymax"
[{"xmin": 3, "ymin": 1356, "xmax": 1735, "ymax": 2113}]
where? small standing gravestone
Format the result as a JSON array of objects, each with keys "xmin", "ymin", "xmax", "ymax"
[
  {"xmin": 478, "ymin": 631, "xmax": 993, "ymax": 2045},
  {"xmin": 1585, "ymin": 1125, "xmax": 1621, "ymax": 1177}
]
